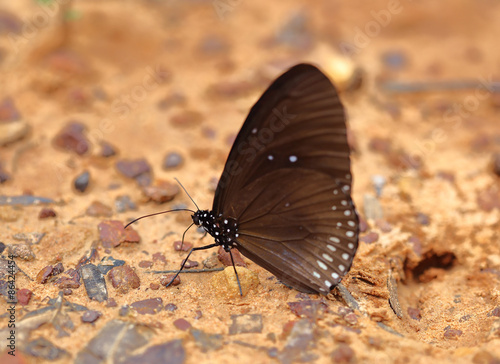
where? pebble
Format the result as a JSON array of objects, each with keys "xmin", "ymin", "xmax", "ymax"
[
  {"xmin": 331, "ymin": 343, "xmax": 356, "ymax": 363},
  {"xmin": 36, "ymin": 265, "xmax": 54, "ymax": 284},
  {"xmin": 368, "ymin": 137, "xmax": 391, "ymax": 154},
  {"xmin": 74, "ymin": 171, "xmax": 90, "ymax": 193},
  {"xmin": 169, "ymin": 110, "xmax": 203, "ymax": 128},
  {"xmin": 152, "ymin": 252, "xmax": 168, "ymax": 264},
  {"xmin": 165, "ymin": 303, "xmax": 178, "ymax": 312},
  {"xmin": 416, "ymin": 212, "xmax": 430, "ymax": 225},
  {"xmin": 142, "ymin": 179, "xmax": 179, "ymax": 203},
  {"xmin": 17, "ymin": 288, "xmax": 32, "ymax": 305},
  {"xmin": 98, "ymin": 256, "xmax": 125, "ymax": 274},
  {"xmin": 160, "ymin": 274, "xmax": 181, "ymax": 287},
  {"xmin": 195, "ymin": 310, "xmax": 203, "ymax": 320},
  {"xmin": 206, "ymin": 81, "xmax": 253, "ymax": 99},
  {"xmin": 54, "ymin": 268, "xmax": 81, "ymax": 289},
  {"xmin": 107, "ymin": 298, "xmax": 117, "ymax": 307},
  {"xmin": 173, "ymin": 318, "xmax": 192, "ymax": 331},
  {"xmin": 38, "ymin": 207, "xmax": 57, "ymax": 219},
  {"xmin": 492, "ymin": 153, "xmax": 500, "ymax": 177},
  {"xmin": 288, "ymin": 301, "xmax": 327, "ymax": 320},
  {"xmin": 121, "ymin": 340, "xmax": 185, "ymax": 364},
  {"xmin": 131, "ymin": 297, "xmax": 163, "ymax": 315},
  {"xmin": 444, "ymin": 328, "xmax": 463, "ymax": 340},
  {"xmin": 198, "ymin": 35, "xmax": 230, "ymax": 54},
  {"xmin": 0, "ymin": 98, "xmax": 29, "ymax": 146},
  {"xmin": 229, "ymin": 314, "xmax": 263, "ymax": 334},
  {"xmin": 119, "ymin": 305, "xmax": 130, "ymax": 316},
  {"xmin": 150, "ymin": 283, "xmax": 160, "ymax": 290},
  {"xmin": 375, "ymin": 219, "xmax": 392, "ymax": 233},
  {"xmin": 162, "ymin": 152, "xmax": 184, "ymax": 170},
  {"xmin": 99, "ymin": 141, "xmax": 117, "ymax": 157},
  {"xmin": 52, "ymin": 121, "xmax": 90, "ymax": 155},
  {"xmin": 138, "ymin": 260, "xmax": 153, "ymax": 268},
  {"xmin": 115, "ymin": 195, "xmax": 137, "ymax": 213},
  {"xmin": 217, "ymin": 246, "xmax": 247, "ymax": 267},
  {"xmin": 477, "ymin": 186, "xmax": 500, "ymax": 212},
  {"xmin": 407, "ymin": 307, "xmax": 422, "ymax": 321},
  {"xmin": 8, "ymin": 243, "xmax": 36, "ymax": 261},
  {"xmin": 173, "ymin": 240, "xmax": 193, "ymax": 252},
  {"xmin": 157, "ymin": 92, "xmax": 186, "ymax": 110},
  {"xmin": 360, "ymin": 231, "xmax": 379, "ymax": 244},
  {"xmin": 108, "ymin": 265, "xmax": 140, "ymax": 294},
  {"xmin": 0, "ymin": 206, "xmax": 21, "ymax": 221},
  {"xmin": 203, "ymin": 254, "xmax": 219, "ymax": 269},
  {"xmin": 182, "ymin": 259, "xmax": 199, "ymax": 268},
  {"xmin": 279, "ymin": 319, "xmax": 316, "ymax": 363},
  {"xmin": 81, "ymin": 310, "xmax": 102, "ymax": 323},
  {"xmin": 358, "ymin": 217, "xmax": 369, "ymax": 233},
  {"xmin": 115, "ymin": 158, "xmax": 152, "ymax": 183},
  {"xmin": 371, "ymin": 175, "xmax": 386, "ymax": 197},
  {"xmin": 490, "ymin": 307, "xmax": 500, "ymax": 317},
  {"xmin": 80, "ymin": 263, "xmax": 108, "ymax": 302},
  {"xmin": 274, "ymin": 11, "xmax": 312, "ymax": 50},
  {"xmin": 86, "ymin": 201, "xmax": 113, "ymax": 217},
  {"xmin": 0, "ymin": 242, "xmax": 5, "ymax": 254},
  {"xmin": 211, "ymin": 266, "xmax": 259, "ymax": 298},
  {"xmin": 63, "ymin": 289, "xmax": 72, "ymax": 295},
  {"xmin": 98, "ymin": 220, "xmax": 141, "ymax": 248}
]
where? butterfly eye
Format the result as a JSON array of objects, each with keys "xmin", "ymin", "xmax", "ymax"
[{"xmin": 192, "ymin": 214, "xmax": 200, "ymax": 226}]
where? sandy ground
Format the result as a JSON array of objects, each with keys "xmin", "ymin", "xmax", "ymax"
[{"xmin": 1, "ymin": 0, "xmax": 500, "ymax": 363}]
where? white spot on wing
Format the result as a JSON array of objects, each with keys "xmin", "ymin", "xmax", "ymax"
[
  {"xmin": 313, "ymin": 271, "xmax": 320, "ymax": 279},
  {"xmin": 332, "ymin": 272, "xmax": 340, "ymax": 279},
  {"xmin": 346, "ymin": 231, "xmax": 354, "ymax": 237},
  {"xmin": 348, "ymin": 243, "xmax": 354, "ymax": 249},
  {"xmin": 339, "ymin": 264, "xmax": 345, "ymax": 271},
  {"xmin": 344, "ymin": 210, "xmax": 351, "ymax": 216},
  {"xmin": 342, "ymin": 253, "xmax": 349, "ymax": 260},
  {"xmin": 327, "ymin": 244, "xmax": 336, "ymax": 252},
  {"xmin": 324, "ymin": 280, "xmax": 332, "ymax": 288},
  {"xmin": 289, "ymin": 155, "xmax": 298, "ymax": 163},
  {"xmin": 268, "ymin": 155, "xmax": 274, "ymax": 160},
  {"xmin": 322, "ymin": 253, "xmax": 333, "ymax": 262},
  {"xmin": 329, "ymin": 237, "xmax": 340, "ymax": 243},
  {"xmin": 317, "ymin": 260, "xmax": 327, "ymax": 270}
]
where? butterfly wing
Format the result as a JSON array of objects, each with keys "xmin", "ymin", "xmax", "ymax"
[{"xmin": 213, "ymin": 63, "xmax": 358, "ymax": 294}]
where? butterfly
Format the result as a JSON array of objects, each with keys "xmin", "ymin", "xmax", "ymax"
[{"xmin": 129, "ymin": 63, "xmax": 359, "ymax": 295}]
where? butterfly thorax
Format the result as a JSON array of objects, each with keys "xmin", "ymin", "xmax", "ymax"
[{"xmin": 192, "ymin": 210, "xmax": 239, "ymax": 252}]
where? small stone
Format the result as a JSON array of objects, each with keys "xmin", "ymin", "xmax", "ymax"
[
  {"xmin": 371, "ymin": 175, "xmax": 386, "ymax": 197},
  {"xmin": 288, "ymin": 301, "xmax": 327, "ymax": 320},
  {"xmin": 152, "ymin": 252, "xmax": 167, "ymax": 264},
  {"xmin": 489, "ymin": 307, "xmax": 500, "ymax": 317},
  {"xmin": 81, "ymin": 310, "xmax": 102, "ymax": 323},
  {"xmin": 98, "ymin": 220, "xmax": 140, "ymax": 248},
  {"xmin": 157, "ymin": 92, "xmax": 186, "ymax": 110},
  {"xmin": 74, "ymin": 171, "xmax": 90, "ymax": 193},
  {"xmin": 0, "ymin": 100, "xmax": 29, "ymax": 146},
  {"xmin": 142, "ymin": 179, "xmax": 179, "ymax": 203},
  {"xmin": 52, "ymin": 262, "xmax": 64, "ymax": 275},
  {"xmin": 344, "ymin": 313, "xmax": 358, "ymax": 326},
  {"xmin": 38, "ymin": 207, "xmax": 56, "ymax": 219},
  {"xmin": 211, "ymin": 266, "xmax": 259, "ymax": 298},
  {"xmin": 477, "ymin": 186, "xmax": 500, "ymax": 212},
  {"xmin": 407, "ymin": 307, "xmax": 422, "ymax": 321},
  {"xmin": 382, "ymin": 50, "xmax": 407, "ymax": 70},
  {"xmin": 162, "ymin": 152, "xmax": 184, "ymax": 170},
  {"xmin": 358, "ymin": 217, "xmax": 369, "ymax": 233},
  {"xmin": 217, "ymin": 246, "xmax": 247, "ymax": 267},
  {"xmin": 86, "ymin": 201, "xmax": 113, "ymax": 217},
  {"xmin": 274, "ymin": 11, "xmax": 312, "ymax": 50},
  {"xmin": 173, "ymin": 318, "xmax": 192, "ymax": 331},
  {"xmin": 116, "ymin": 158, "xmax": 152, "ymax": 183},
  {"xmin": 195, "ymin": 310, "xmax": 203, "ymax": 320},
  {"xmin": 36, "ymin": 266, "xmax": 53, "ymax": 284},
  {"xmin": 173, "ymin": 240, "xmax": 193, "ymax": 252},
  {"xmin": 492, "ymin": 153, "xmax": 500, "ymax": 177},
  {"xmin": 115, "ymin": 195, "xmax": 137, "ymax": 213},
  {"xmin": 160, "ymin": 274, "xmax": 181, "ymax": 287},
  {"xmin": 131, "ymin": 297, "xmax": 163, "ymax": 315},
  {"xmin": 182, "ymin": 259, "xmax": 199, "ymax": 268},
  {"xmin": 206, "ymin": 81, "xmax": 253, "ymax": 100},
  {"xmin": 169, "ymin": 110, "xmax": 203, "ymax": 128},
  {"xmin": 331, "ymin": 343, "xmax": 356, "ymax": 363},
  {"xmin": 360, "ymin": 231, "xmax": 379, "ymax": 244},
  {"xmin": 63, "ymin": 288, "xmax": 72, "ymax": 295},
  {"xmin": 99, "ymin": 141, "xmax": 117, "ymax": 158},
  {"xmin": 416, "ymin": 212, "xmax": 430, "ymax": 225},
  {"xmin": 0, "ymin": 162, "xmax": 10, "ymax": 183},
  {"xmin": 165, "ymin": 303, "xmax": 178, "ymax": 312},
  {"xmin": 444, "ymin": 328, "xmax": 462, "ymax": 339},
  {"xmin": 107, "ymin": 298, "xmax": 117, "ymax": 307},
  {"xmin": 0, "ymin": 242, "xmax": 5, "ymax": 254},
  {"xmin": 53, "ymin": 121, "xmax": 90, "ymax": 155},
  {"xmin": 368, "ymin": 137, "xmax": 391, "ymax": 154},
  {"xmin": 25, "ymin": 337, "xmax": 68, "ymax": 360},
  {"xmin": 191, "ymin": 329, "xmax": 223, "ymax": 352},
  {"xmin": 54, "ymin": 268, "xmax": 81, "ymax": 289},
  {"xmin": 17, "ymin": 288, "xmax": 32, "ymax": 305},
  {"xmin": 80, "ymin": 263, "xmax": 108, "ymax": 302},
  {"xmin": 139, "ymin": 260, "xmax": 153, "ymax": 269},
  {"xmin": 203, "ymin": 254, "xmax": 219, "ymax": 269},
  {"xmin": 108, "ymin": 265, "xmax": 140, "ymax": 294},
  {"xmin": 119, "ymin": 305, "xmax": 130, "ymax": 316},
  {"xmin": 150, "ymin": 283, "xmax": 160, "ymax": 290},
  {"xmin": 98, "ymin": 256, "xmax": 126, "ymax": 274},
  {"xmin": 12, "ymin": 232, "xmax": 45, "ymax": 244},
  {"xmin": 198, "ymin": 35, "xmax": 230, "ymax": 54},
  {"xmin": 8, "ymin": 243, "xmax": 36, "ymax": 261}
]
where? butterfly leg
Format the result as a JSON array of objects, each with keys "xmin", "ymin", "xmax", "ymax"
[
  {"xmin": 165, "ymin": 243, "xmax": 219, "ymax": 287},
  {"xmin": 229, "ymin": 249, "xmax": 243, "ymax": 296}
]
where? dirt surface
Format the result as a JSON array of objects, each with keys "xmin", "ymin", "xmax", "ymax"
[{"xmin": 1, "ymin": 0, "xmax": 500, "ymax": 363}]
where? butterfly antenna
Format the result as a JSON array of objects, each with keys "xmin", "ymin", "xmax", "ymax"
[
  {"xmin": 174, "ymin": 177, "xmax": 199, "ymax": 211},
  {"xmin": 229, "ymin": 249, "xmax": 243, "ymax": 296},
  {"xmin": 124, "ymin": 209, "xmax": 195, "ymax": 229}
]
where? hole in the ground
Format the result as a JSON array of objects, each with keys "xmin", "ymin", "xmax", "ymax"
[{"xmin": 405, "ymin": 250, "xmax": 457, "ymax": 283}]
